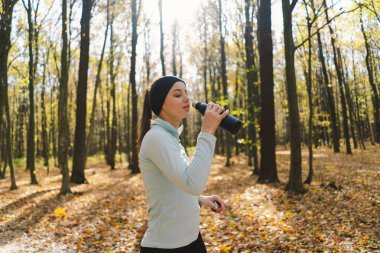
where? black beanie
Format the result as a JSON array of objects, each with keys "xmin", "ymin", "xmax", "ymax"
[{"xmin": 149, "ymin": 76, "xmax": 186, "ymax": 116}]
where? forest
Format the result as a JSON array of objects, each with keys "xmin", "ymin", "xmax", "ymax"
[{"xmin": 0, "ymin": 0, "xmax": 379, "ymax": 252}]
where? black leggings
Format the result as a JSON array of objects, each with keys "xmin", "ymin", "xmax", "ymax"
[{"xmin": 140, "ymin": 233, "xmax": 207, "ymax": 253}]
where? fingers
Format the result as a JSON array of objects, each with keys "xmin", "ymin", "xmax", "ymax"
[
  {"xmin": 207, "ymin": 102, "xmax": 228, "ymax": 116},
  {"xmin": 210, "ymin": 195, "xmax": 227, "ymax": 213}
]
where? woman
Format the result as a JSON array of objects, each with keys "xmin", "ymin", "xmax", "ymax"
[{"xmin": 138, "ymin": 76, "xmax": 228, "ymax": 252}]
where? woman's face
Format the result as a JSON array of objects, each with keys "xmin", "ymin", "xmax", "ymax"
[{"xmin": 160, "ymin": 81, "xmax": 190, "ymax": 122}]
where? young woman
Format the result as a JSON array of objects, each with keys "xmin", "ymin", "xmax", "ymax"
[{"xmin": 138, "ymin": 76, "xmax": 228, "ymax": 252}]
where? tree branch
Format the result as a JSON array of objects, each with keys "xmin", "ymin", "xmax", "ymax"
[
  {"xmin": 290, "ymin": 0, "xmax": 298, "ymax": 13},
  {"xmin": 295, "ymin": 6, "xmax": 359, "ymax": 50}
]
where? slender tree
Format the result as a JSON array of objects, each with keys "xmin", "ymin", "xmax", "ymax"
[
  {"xmin": 59, "ymin": 0, "xmax": 72, "ymax": 195},
  {"xmin": 171, "ymin": 20, "xmax": 178, "ymax": 76},
  {"xmin": 244, "ymin": 0, "xmax": 259, "ymax": 175},
  {"xmin": 22, "ymin": 0, "xmax": 38, "ymax": 184},
  {"xmin": 324, "ymin": 0, "xmax": 351, "ymax": 154},
  {"xmin": 41, "ymin": 46, "xmax": 50, "ymax": 169},
  {"xmin": 159, "ymin": 0, "xmax": 166, "ymax": 75},
  {"xmin": 217, "ymin": 0, "xmax": 232, "ymax": 167},
  {"xmin": 71, "ymin": 0, "xmax": 93, "ymax": 184},
  {"xmin": 0, "ymin": 0, "xmax": 18, "ymax": 190},
  {"xmin": 129, "ymin": 0, "xmax": 141, "ymax": 173},
  {"xmin": 257, "ymin": 0, "xmax": 278, "ymax": 183},
  {"xmin": 87, "ymin": 0, "xmax": 109, "ymax": 160},
  {"xmin": 360, "ymin": 5, "xmax": 380, "ymax": 143},
  {"xmin": 282, "ymin": 0, "xmax": 305, "ymax": 193}
]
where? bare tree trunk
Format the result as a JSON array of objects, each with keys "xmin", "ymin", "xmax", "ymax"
[
  {"xmin": 159, "ymin": 0, "xmax": 166, "ymax": 76},
  {"xmin": 129, "ymin": 0, "xmax": 140, "ymax": 173},
  {"xmin": 315, "ymin": 28, "xmax": 339, "ymax": 152},
  {"xmin": 59, "ymin": 0, "xmax": 72, "ymax": 195},
  {"xmin": 23, "ymin": 0, "xmax": 38, "ymax": 184},
  {"xmin": 303, "ymin": 0, "xmax": 313, "ymax": 184},
  {"xmin": 257, "ymin": 0, "xmax": 278, "ymax": 182},
  {"xmin": 282, "ymin": 0, "xmax": 305, "ymax": 193},
  {"xmin": 41, "ymin": 47, "xmax": 50, "ymax": 169},
  {"xmin": 244, "ymin": 0, "xmax": 259, "ymax": 175},
  {"xmin": 107, "ymin": 15, "xmax": 117, "ymax": 170},
  {"xmin": 352, "ymin": 49, "xmax": 366, "ymax": 150},
  {"xmin": 1, "ymin": 0, "xmax": 18, "ymax": 190},
  {"xmin": 171, "ymin": 21, "xmax": 177, "ymax": 76},
  {"xmin": 218, "ymin": 0, "xmax": 232, "ymax": 167},
  {"xmin": 71, "ymin": 0, "xmax": 92, "ymax": 184},
  {"xmin": 86, "ymin": 1, "xmax": 108, "ymax": 160},
  {"xmin": 324, "ymin": 0, "xmax": 351, "ymax": 154},
  {"xmin": 360, "ymin": 7, "xmax": 380, "ymax": 144}
]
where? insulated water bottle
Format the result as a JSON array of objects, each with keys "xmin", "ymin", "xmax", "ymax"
[{"xmin": 192, "ymin": 100, "xmax": 242, "ymax": 135}]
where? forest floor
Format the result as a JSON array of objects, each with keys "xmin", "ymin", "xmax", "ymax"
[{"xmin": 0, "ymin": 146, "xmax": 379, "ymax": 253}]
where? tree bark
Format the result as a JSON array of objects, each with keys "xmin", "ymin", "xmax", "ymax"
[
  {"xmin": 244, "ymin": 0, "xmax": 259, "ymax": 175},
  {"xmin": 360, "ymin": 7, "xmax": 380, "ymax": 144},
  {"xmin": 71, "ymin": 0, "xmax": 92, "ymax": 184},
  {"xmin": 159, "ymin": 0, "xmax": 166, "ymax": 76},
  {"xmin": 0, "ymin": 0, "xmax": 18, "ymax": 190},
  {"xmin": 59, "ymin": 0, "xmax": 72, "ymax": 195},
  {"xmin": 41, "ymin": 47, "xmax": 50, "ymax": 169},
  {"xmin": 257, "ymin": 0, "xmax": 278, "ymax": 183},
  {"xmin": 217, "ymin": 0, "xmax": 232, "ymax": 167},
  {"xmin": 23, "ymin": 0, "xmax": 38, "ymax": 185},
  {"xmin": 281, "ymin": 0, "xmax": 305, "ymax": 193},
  {"xmin": 324, "ymin": 0, "xmax": 351, "ymax": 154},
  {"xmin": 129, "ymin": 0, "xmax": 140, "ymax": 173},
  {"xmin": 86, "ymin": 2, "xmax": 108, "ymax": 161}
]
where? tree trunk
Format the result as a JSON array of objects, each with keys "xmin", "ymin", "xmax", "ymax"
[
  {"xmin": 41, "ymin": 47, "xmax": 50, "ymax": 169},
  {"xmin": 71, "ymin": 0, "xmax": 92, "ymax": 184},
  {"xmin": 171, "ymin": 21, "xmax": 177, "ymax": 76},
  {"xmin": 316, "ymin": 33, "xmax": 340, "ymax": 152},
  {"xmin": 86, "ymin": 2, "xmax": 108, "ymax": 161},
  {"xmin": 59, "ymin": 0, "xmax": 72, "ymax": 195},
  {"xmin": 282, "ymin": 0, "xmax": 305, "ymax": 193},
  {"xmin": 23, "ymin": 0, "xmax": 38, "ymax": 185},
  {"xmin": 257, "ymin": 0, "xmax": 278, "ymax": 183},
  {"xmin": 244, "ymin": 0, "xmax": 259, "ymax": 175},
  {"xmin": 217, "ymin": 0, "xmax": 232, "ymax": 167},
  {"xmin": 303, "ymin": 0, "xmax": 313, "ymax": 184},
  {"xmin": 351, "ymin": 50, "xmax": 366, "ymax": 150},
  {"xmin": 108, "ymin": 16, "xmax": 117, "ymax": 170},
  {"xmin": 340, "ymin": 50, "xmax": 358, "ymax": 149},
  {"xmin": 324, "ymin": 1, "xmax": 351, "ymax": 154},
  {"xmin": 159, "ymin": 0, "xmax": 166, "ymax": 76},
  {"xmin": 1, "ymin": 0, "xmax": 18, "ymax": 190},
  {"xmin": 360, "ymin": 7, "xmax": 380, "ymax": 144},
  {"xmin": 129, "ymin": 0, "xmax": 140, "ymax": 173}
]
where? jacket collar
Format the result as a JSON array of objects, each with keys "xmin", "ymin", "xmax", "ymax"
[{"xmin": 151, "ymin": 117, "xmax": 183, "ymax": 139}]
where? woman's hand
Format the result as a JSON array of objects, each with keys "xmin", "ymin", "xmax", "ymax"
[
  {"xmin": 201, "ymin": 102, "xmax": 229, "ymax": 135},
  {"xmin": 198, "ymin": 195, "xmax": 226, "ymax": 213}
]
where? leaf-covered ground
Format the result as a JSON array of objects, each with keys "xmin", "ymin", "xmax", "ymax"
[{"xmin": 0, "ymin": 146, "xmax": 379, "ymax": 253}]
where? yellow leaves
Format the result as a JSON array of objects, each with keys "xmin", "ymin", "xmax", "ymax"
[
  {"xmin": 285, "ymin": 211, "xmax": 292, "ymax": 217},
  {"xmin": 54, "ymin": 208, "xmax": 67, "ymax": 218},
  {"xmin": 111, "ymin": 222, "xmax": 122, "ymax": 228},
  {"xmin": 91, "ymin": 241, "xmax": 101, "ymax": 245},
  {"xmin": 220, "ymin": 245, "xmax": 233, "ymax": 253}
]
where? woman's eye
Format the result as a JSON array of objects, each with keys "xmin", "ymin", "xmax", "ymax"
[{"xmin": 175, "ymin": 94, "xmax": 181, "ymax": 97}]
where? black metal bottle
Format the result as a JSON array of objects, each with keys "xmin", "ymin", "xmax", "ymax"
[{"xmin": 192, "ymin": 100, "xmax": 242, "ymax": 135}]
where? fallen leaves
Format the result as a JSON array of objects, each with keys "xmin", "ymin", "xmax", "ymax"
[{"xmin": 0, "ymin": 147, "xmax": 379, "ymax": 252}]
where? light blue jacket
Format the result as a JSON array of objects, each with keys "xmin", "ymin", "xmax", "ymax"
[{"xmin": 139, "ymin": 117, "xmax": 217, "ymax": 248}]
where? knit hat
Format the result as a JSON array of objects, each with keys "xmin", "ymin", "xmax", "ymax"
[{"xmin": 149, "ymin": 76, "xmax": 186, "ymax": 116}]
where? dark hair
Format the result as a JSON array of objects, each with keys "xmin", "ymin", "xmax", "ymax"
[
  {"xmin": 137, "ymin": 76, "xmax": 186, "ymax": 150},
  {"xmin": 137, "ymin": 88, "xmax": 152, "ymax": 151}
]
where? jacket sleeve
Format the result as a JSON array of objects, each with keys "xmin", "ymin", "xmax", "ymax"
[{"xmin": 144, "ymin": 131, "xmax": 217, "ymax": 196}]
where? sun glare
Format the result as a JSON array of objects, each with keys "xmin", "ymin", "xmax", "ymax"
[{"xmin": 145, "ymin": 0, "xmax": 203, "ymax": 25}]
